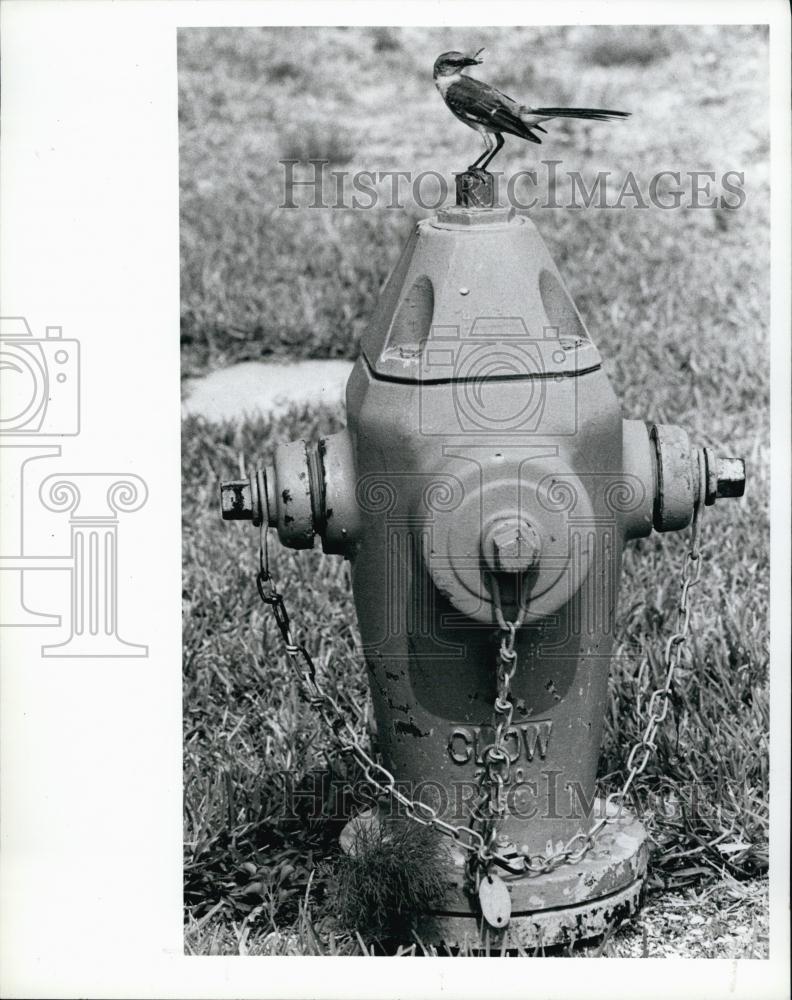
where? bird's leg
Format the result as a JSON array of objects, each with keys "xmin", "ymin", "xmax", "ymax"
[
  {"xmin": 468, "ymin": 130, "xmax": 494, "ymax": 172},
  {"xmin": 468, "ymin": 148, "xmax": 489, "ymax": 170},
  {"xmin": 480, "ymin": 132, "xmax": 505, "ymax": 171}
]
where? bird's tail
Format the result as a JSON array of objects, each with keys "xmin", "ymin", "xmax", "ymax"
[{"xmin": 532, "ymin": 107, "xmax": 631, "ymax": 122}]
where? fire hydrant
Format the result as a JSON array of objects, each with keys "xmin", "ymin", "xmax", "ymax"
[{"xmin": 221, "ymin": 178, "xmax": 745, "ymax": 947}]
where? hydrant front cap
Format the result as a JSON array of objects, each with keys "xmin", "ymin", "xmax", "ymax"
[{"xmin": 422, "ymin": 456, "xmax": 595, "ymax": 624}]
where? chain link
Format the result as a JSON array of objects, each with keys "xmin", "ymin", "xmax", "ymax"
[
  {"xmin": 254, "ymin": 523, "xmax": 490, "ymax": 859},
  {"xmin": 251, "ymin": 482, "xmax": 705, "ymax": 884},
  {"xmin": 514, "ymin": 486, "xmax": 705, "ymax": 876},
  {"xmin": 463, "ymin": 596, "xmax": 523, "ymax": 890}
]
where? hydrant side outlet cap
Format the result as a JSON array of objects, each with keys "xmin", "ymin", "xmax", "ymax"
[
  {"xmin": 270, "ymin": 440, "xmax": 315, "ymax": 549},
  {"xmin": 650, "ymin": 424, "xmax": 696, "ymax": 532}
]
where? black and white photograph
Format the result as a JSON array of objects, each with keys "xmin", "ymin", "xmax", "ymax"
[
  {"xmin": 181, "ymin": 23, "xmax": 769, "ymax": 957},
  {"xmin": 1, "ymin": 3, "xmax": 790, "ymax": 998}
]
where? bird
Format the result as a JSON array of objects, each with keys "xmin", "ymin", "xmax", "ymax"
[{"xmin": 433, "ymin": 49, "xmax": 630, "ymax": 172}]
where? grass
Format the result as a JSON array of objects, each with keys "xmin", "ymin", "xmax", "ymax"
[
  {"xmin": 278, "ymin": 117, "xmax": 357, "ymax": 166},
  {"xmin": 583, "ymin": 26, "xmax": 671, "ymax": 67},
  {"xmin": 182, "ymin": 405, "xmax": 769, "ymax": 955},
  {"xmin": 181, "ymin": 25, "xmax": 770, "ymax": 956},
  {"xmin": 183, "ymin": 875, "xmax": 769, "ymax": 957},
  {"xmin": 179, "ymin": 25, "xmax": 768, "ymax": 381}
]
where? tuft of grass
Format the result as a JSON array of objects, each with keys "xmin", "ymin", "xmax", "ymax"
[{"xmin": 327, "ymin": 817, "xmax": 451, "ymax": 942}]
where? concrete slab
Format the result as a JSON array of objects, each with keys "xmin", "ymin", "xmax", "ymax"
[{"xmin": 182, "ymin": 359, "xmax": 354, "ymax": 423}]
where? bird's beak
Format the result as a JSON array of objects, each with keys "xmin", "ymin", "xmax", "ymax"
[{"xmin": 463, "ymin": 47, "xmax": 484, "ymax": 66}]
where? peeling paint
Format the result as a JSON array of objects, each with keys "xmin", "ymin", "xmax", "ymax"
[{"xmin": 394, "ymin": 719, "xmax": 429, "ymax": 738}]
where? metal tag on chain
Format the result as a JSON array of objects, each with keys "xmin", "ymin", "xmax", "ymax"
[{"xmin": 478, "ymin": 872, "xmax": 511, "ymax": 929}]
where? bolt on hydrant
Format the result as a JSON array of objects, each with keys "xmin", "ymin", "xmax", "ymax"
[{"xmin": 221, "ymin": 172, "xmax": 746, "ymax": 947}]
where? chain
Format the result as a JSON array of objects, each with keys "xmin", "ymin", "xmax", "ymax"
[
  {"xmin": 251, "ymin": 480, "xmax": 705, "ymax": 883},
  {"xmin": 496, "ymin": 483, "xmax": 705, "ymax": 877},
  {"xmin": 255, "ymin": 522, "xmax": 491, "ymax": 861},
  {"xmin": 463, "ymin": 593, "xmax": 522, "ymax": 892}
]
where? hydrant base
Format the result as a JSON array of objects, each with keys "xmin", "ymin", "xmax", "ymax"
[
  {"xmin": 340, "ymin": 797, "xmax": 648, "ymax": 949},
  {"xmin": 417, "ymin": 875, "xmax": 645, "ymax": 951}
]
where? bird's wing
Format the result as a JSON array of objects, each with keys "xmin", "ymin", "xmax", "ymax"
[{"xmin": 445, "ymin": 76, "xmax": 543, "ymax": 142}]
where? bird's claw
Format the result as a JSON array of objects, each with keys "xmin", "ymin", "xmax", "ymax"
[{"xmin": 466, "ymin": 166, "xmax": 491, "ymax": 178}]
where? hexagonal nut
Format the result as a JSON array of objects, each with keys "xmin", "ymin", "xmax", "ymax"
[
  {"xmin": 484, "ymin": 518, "xmax": 541, "ymax": 574},
  {"xmin": 220, "ymin": 479, "xmax": 254, "ymax": 520},
  {"xmin": 715, "ymin": 457, "xmax": 746, "ymax": 500}
]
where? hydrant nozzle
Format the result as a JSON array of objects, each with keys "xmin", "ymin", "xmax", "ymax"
[{"xmin": 220, "ymin": 431, "xmax": 361, "ymax": 556}]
